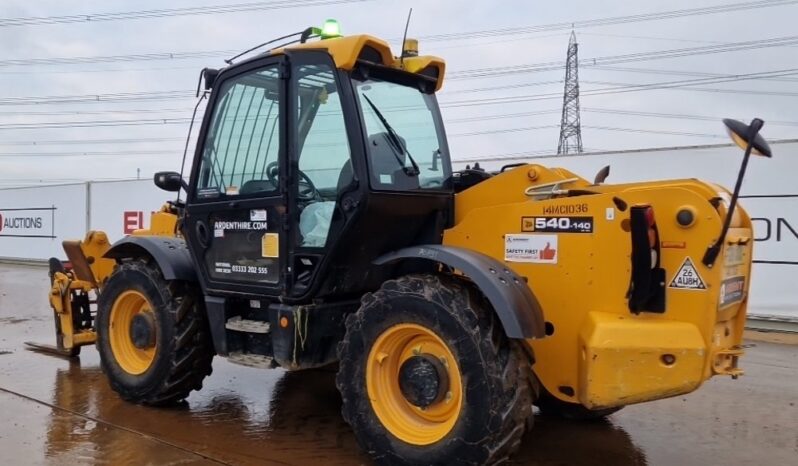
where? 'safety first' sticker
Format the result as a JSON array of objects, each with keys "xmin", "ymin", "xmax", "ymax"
[{"xmin": 505, "ymin": 234, "xmax": 558, "ymax": 264}]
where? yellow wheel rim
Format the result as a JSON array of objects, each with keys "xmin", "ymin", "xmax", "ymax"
[
  {"xmin": 366, "ymin": 323, "xmax": 463, "ymax": 446},
  {"xmin": 109, "ymin": 290, "xmax": 157, "ymax": 375}
]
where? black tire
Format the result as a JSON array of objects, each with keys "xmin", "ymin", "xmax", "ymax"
[
  {"xmin": 96, "ymin": 259, "xmax": 214, "ymax": 405},
  {"xmin": 336, "ymin": 274, "xmax": 533, "ymax": 466},
  {"xmin": 535, "ymin": 388, "xmax": 622, "ymax": 421}
]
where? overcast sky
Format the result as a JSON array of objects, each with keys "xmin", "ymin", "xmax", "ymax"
[{"xmin": 1, "ymin": 0, "xmax": 796, "ymax": 186}]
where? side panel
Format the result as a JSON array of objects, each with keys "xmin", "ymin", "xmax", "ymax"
[
  {"xmin": 374, "ymin": 245, "xmax": 546, "ymax": 339},
  {"xmin": 445, "ymin": 168, "xmax": 750, "ymax": 407}
]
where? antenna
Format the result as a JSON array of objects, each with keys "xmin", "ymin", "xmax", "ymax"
[
  {"xmin": 225, "ymin": 30, "xmax": 305, "ymax": 64},
  {"xmin": 400, "ymin": 8, "xmax": 413, "ymax": 68}
]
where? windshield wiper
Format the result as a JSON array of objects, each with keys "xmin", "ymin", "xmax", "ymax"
[{"xmin": 361, "ymin": 94, "xmax": 420, "ymax": 176}]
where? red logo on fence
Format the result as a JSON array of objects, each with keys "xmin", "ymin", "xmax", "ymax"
[
  {"xmin": 123, "ymin": 211, "xmax": 144, "ymax": 234},
  {"xmin": 0, "ymin": 213, "xmax": 3, "ymax": 232}
]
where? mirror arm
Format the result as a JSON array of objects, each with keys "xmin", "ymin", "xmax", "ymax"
[{"xmin": 703, "ymin": 118, "xmax": 763, "ymax": 267}]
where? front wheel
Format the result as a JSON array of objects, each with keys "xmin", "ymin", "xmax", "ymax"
[
  {"xmin": 337, "ymin": 275, "xmax": 533, "ymax": 466},
  {"xmin": 96, "ymin": 259, "xmax": 214, "ymax": 405}
]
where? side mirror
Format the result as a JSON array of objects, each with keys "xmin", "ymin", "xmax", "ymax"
[
  {"xmin": 203, "ymin": 68, "xmax": 219, "ymax": 91},
  {"xmin": 154, "ymin": 171, "xmax": 187, "ymax": 193}
]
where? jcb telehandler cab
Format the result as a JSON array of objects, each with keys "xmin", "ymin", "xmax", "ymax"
[{"xmin": 38, "ymin": 21, "xmax": 771, "ymax": 466}]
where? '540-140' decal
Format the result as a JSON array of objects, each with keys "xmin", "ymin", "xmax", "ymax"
[{"xmin": 522, "ymin": 216, "xmax": 593, "ymax": 233}]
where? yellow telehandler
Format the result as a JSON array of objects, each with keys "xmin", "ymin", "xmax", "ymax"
[{"xmin": 32, "ymin": 20, "xmax": 771, "ymax": 465}]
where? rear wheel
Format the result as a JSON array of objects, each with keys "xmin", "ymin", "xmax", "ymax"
[
  {"xmin": 337, "ymin": 274, "xmax": 533, "ymax": 466},
  {"xmin": 96, "ymin": 259, "xmax": 214, "ymax": 405},
  {"xmin": 535, "ymin": 388, "xmax": 623, "ymax": 420}
]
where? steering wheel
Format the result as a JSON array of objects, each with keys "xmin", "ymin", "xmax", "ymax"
[{"xmin": 265, "ymin": 161, "xmax": 321, "ymax": 201}]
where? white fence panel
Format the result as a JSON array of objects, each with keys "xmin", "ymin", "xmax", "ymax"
[
  {"xmin": 89, "ymin": 179, "xmax": 175, "ymax": 241},
  {"xmin": 0, "ymin": 183, "xmax": 87, "ymax": 261}
]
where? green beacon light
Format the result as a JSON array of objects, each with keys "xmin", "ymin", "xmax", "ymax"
[{"xmin": 320, "ymin": 19, "xmax": 342, "ymax": 39}]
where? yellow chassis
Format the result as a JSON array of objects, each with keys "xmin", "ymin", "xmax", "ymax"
[{"xmin": 445, "ymin": 164, "xmax": 749, "ymax": 409}]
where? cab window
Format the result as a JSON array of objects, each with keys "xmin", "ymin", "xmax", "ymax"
[
  {"xmin": 294, "ymin": 63, "xmax": 352, "ymax": 248},
  {"xmin": 354, "ymin": 78, "xmax": 450, "ymax": 191},
  {"xmin": 196, "ymin": 66, "xmax": 281, "ymax": 198}
]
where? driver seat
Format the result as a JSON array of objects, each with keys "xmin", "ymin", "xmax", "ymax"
[
  {"xmin": 367, "ymin": 133, "xmax": 419, "ymax": 191},
  {"xmin": 240, "ymin": 179, "xmax": 277, "ymax": 195}
]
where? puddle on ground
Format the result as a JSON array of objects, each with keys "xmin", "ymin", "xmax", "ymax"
[{"xmin": 13, "ymin": 358, "xmax": 655, "ymax": 466}]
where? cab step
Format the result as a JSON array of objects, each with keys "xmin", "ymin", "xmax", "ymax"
[
  {"xmin": 227, "ymin": 352, "xmax": 275, "ymax": 369},
  {"xmin": 225, "ymin": 316, "xmax": 271, "ymax": 334}
]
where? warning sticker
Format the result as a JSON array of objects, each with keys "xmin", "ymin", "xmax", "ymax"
[
  {"xmin": 262, "ymin": 233, "xmax": 279, "ymax": 258},
  {"xmin": 719, "ymin": 276, "xmax": 746, "ymax": 307},
  {"xmin": 250, "ymin": 209, "xmax": 267, "ymax": 221},
  {"xmin": 505, "ymin": 234, "xmax": 558, "ymax": 264},
  {"xmin": 668, "ymin": 257, "xmax": 706, "ymax": 290}
]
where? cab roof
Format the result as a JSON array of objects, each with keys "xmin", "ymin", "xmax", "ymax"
[{"xmin": 275, "ymin": 34, "xmax": 446, "ymax": 91}]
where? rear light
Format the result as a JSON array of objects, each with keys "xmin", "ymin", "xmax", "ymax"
[
  {"xmin": 648, "ymin": 228, "xmax": 657, "ymax": 250},
  {"xmin": 645, "ymin": 207, "xmax": 658, "ymax": 261},
  {"xmin": 628, "ymin": 205, "xmax": 666, "ymax": 314},
  {"xmin": 644, "ymin": 207, "xmax": 655, "ymax": 227}
]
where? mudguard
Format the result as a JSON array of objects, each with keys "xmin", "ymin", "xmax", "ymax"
[
  {"xmin": 374, "ymin": 245, "xmax": 546, "ymax": 339},
  {"xmin": 103, "ymin": 236, "xmax": 197, "ymax": 282}
]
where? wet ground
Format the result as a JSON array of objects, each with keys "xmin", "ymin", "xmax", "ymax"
[{"xmin": 0, "ymin": 262, "xmax": 796, "ymax": 465}]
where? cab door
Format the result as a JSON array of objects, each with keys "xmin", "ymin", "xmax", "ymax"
[{"xmin": 184, "ymin": 57, "xmax": 288, "ymax": 297}]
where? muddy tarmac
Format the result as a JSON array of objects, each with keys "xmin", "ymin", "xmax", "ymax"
[{"xmin": 0, "ymin": 263, "xmax": 796, "ymax": 465}]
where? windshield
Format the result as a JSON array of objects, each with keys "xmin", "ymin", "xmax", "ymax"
[{"xmin": 354, "ymin": 78, "xmax": 451, "ymax": 191}]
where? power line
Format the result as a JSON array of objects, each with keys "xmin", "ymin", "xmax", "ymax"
[
  {"xmin": 0, "ymin": 90, "xmax": 195, "ymax": 106},
  {"xmin": 3, "ymin": 68, "xmax": 797, "ymax": 132},
  {"xmin": 590, "ymin": 64, "xmax": 798, "ymax": 83},
  {"xmin": 6, "ymin": 60, "xmax": 798, "ymax": 111},
  {"xmin": 578, "ymin": 31, "xmax": 724, "ymax": 46},
  {"xmin": 449, "ymin": 125, "xmax": 561, "ymax": 138},
  {"xmin": 3, "ymin": 2, "xmax": 797, "ymax": 70},
  {"xmin": 441, "ymin": 68, "xmax": 798, "ymax": 108},
  {"xmin": 449, "ymin": 34, "xmax": 798, "ymax": 80},
  {"xmin": 583, "ymin": 125, "xmax": 727, "ymax": 139},
  {"xmin": 3, "ymin": 67, "xmax": 795, "ymax": 129},
  {"xmin": 0, "ymin": 110, "xmax": 565, "ymax": 146},
  {"xmin": 418, "ymin": 0, "xmax": 798, "ymax": 42},
  {"xmin": 0, "ymin": 150, "xmax": 179, "ymax": 157},
  {"xmin": 0, "ymin": 136, "xmax": 186, "ymax": 146},
  {"xmin": 0, "ymin": 0, "xmax": 369, "ymax": 27},
  {"xmin": 0, "ymin": 107, "xmax": 194, "ymax": 117},
  {"xmin": 0, "ymin": 65, "xmax": 202, "ymax": 76},
  {"xmin": 444, "ymin": 109, "xmax": 562, "ymax": 123},
  {"xmin": 0, "ymin": 117, "xmax": 191, "ymax": 130},
  {"xmin": 582, "ymin": 79, "xmax": 798, "ymax": 97},
  {"xmin": 451, "ymin": 80, "xmax": 563, "ymax": 94},
  {"xmin": 0, "ymin": 51, "xmax": 231, "ymax": 68},
  {"xmin": 583, "ymin": 107, "xmax": 798, "ymax": 127}
]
